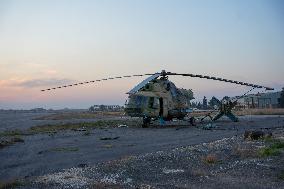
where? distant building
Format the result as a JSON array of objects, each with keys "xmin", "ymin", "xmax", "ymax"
[
  {"xmin": 89, "ymin": 105, "xmax": 124, "ymax": 112},
  {"xmin": 30, "ymin": 108, "xmax": 47, "ymax": 113},
  {"xmin": 237, "ymin": 91, "xmax": 281, "ymax": 109}
]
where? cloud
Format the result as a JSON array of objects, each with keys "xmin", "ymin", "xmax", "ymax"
[
  {"xmin": 0, "ymin": 78, "xmax": 76, "ymax": 88},
  {"xmin": 16, "ymin": 78, "xmax": 76, "ymax": 88}
]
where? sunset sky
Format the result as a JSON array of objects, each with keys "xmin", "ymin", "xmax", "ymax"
[{"xmin": 0, "ymin": 0, "xmax": 283, "ymax": 109}]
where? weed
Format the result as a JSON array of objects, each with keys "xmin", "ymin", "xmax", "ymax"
[
  {"xmin": 259, "ymin": 140, "xmax": 284, "ymax": 157},
  {"xmin": 278, "ymin": 170, "xmax": 284, "ymax": 180},
  {"xmin": 83, "ymin": 130, "xmax": 91, "ymax": 136},
  {"xmin": 0, "ymin": 130, "xmax": 23, "ymax": 137},
  {"xmin": 270, "ymin": 141, "xmax": 284, "ymax": 149},
  {"xmin": 259, "ymin": 147, "xmax": 281, "ymax": 157},
  {"xmin": 0, "ymin": 179, "xmax": 24, "ymax": 189},
  {"xmin": 203, "ymin": 154, "xmax": 218, "ymax": 164}
]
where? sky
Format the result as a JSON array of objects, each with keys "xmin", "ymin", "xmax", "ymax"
[{"xmin": 0, "ymin": 0, "xmax": 283, "ymax": 109}]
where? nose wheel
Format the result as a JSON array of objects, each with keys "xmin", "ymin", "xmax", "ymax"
[{"xmin": 142, "ymin": 117, "xmax": 151, "ymax": 128}]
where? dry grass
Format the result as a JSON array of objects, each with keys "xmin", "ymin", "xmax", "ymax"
[
  {"xmin": 49, "ymin": 147, "xmax": 79, "ymax": 152},
  {"xmin": 191, "ymin": 168, "xmax": 208, "ymax": 177},
  {"xmin": 279, "ymin": 170, "xmax": 284, "ymax": 180},
  {"xmin": 0, "ymin": 130, "xmax": 23, "ymax": 137},
  {"xmin": 0, "ymin": 119, "xmax": 141, "ymax": 145},
  {"xmin": 0, "ymin": 137, "xmax": 24, "ymax": 149},
  {"xmin": 0, "ymin": 179, "xmax": 24, "ymax": 189},
  {"xmin": 232, "ymin": 145, "xmax": 258, "ymax": 158},
  {"xmin": 203, "ymin": 154, "xmax": 218, "ymax": 164},
  {"xmin": 236, "ymin": 108, "xmax": 284, "ymax": 116},
  {"xmin": 191, "ymin": 108, "xmax": 284, "ymax": 118},
  {"xmin": 89, "ymin": 182, "xmax": 123, "ymax": 189},
  {"xmin": 34, "ymin": 111, "xmax": 124, "ymax": 120},
  {"xmin": 28, "ymin": 120, "xmax": 140, "ymax": 134}
]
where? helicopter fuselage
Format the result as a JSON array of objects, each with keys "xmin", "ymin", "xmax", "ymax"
[{"xmin": 124, "ymin": 78, "xmax": 194, "ymax": 120}]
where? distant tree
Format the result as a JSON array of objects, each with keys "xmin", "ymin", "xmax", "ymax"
[
  {"xmin": 197, "ymin": 102, "xmax": 202, "ymax": 109},
  {"xmin": 202, "ymin": 96, "xmax": 208, "ymax": 109},
  {"xmin": 99, "ymin": 105, "xmax": 106, "ymax": 111},
  {"xmin": 280, "ymin": 88, "xmax": 284, "ymax": 108},
  {"xmin": 208, "ymin": 97, "xmax": 214, "ymax": 109},
  {"xmin": 208, "ymin": 96, "xmax": 220, "ymax": 109},
  {"xmin": 89, "ymin": 106, "xmax": 95, "ymax": 112}
]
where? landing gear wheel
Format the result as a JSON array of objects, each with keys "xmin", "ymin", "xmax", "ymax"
[
  {"xmin": 189, "ymin": 117, "xmax": 196, "ymax": 126},
  {"xmin": 142, "ymin": 117, "xmax": 151, "ymax": 128}
]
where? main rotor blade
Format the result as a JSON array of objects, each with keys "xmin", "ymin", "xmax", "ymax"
[
  {"xmin": 165, "ymin": 72, "xmax": 274, "ymax": 91},
  {"xmin": 41, "ymin": 74, "xmax": 148, "ymax": 92},
  {"xmin": 127, "ymin": 73, "xmax": 161, "ymax": 94}
]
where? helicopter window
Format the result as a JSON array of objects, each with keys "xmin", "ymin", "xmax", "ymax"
[
  {"xmin": 149, "ymin": 97, "xmax": 154, "ymax": 108},
  {"xmin": 166, "ymin": 83, "xmax": 171, "ymax": 91},
  {"xmin": 133, "ymin": 95, "xmax": 148, "ymax": 106},
  {"xmin": 148, "ymin": 97, "xmax": 159, "ymax": 109}
]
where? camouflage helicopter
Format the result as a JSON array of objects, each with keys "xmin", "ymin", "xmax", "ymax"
[{"xmin": 41, "ymin": 70, "xmax": 273, "ymax": 127}]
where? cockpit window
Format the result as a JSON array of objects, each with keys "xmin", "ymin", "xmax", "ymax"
[
  {"xmin": 127, "ymin": 95, "xmax": 148, "ymax": 108},
  {"xmin": 128, "ymin": 95, "xmax": 159, "ymax": 109},
  {"xmin": 148, "ymin": 97, "xmax": 159, "ymax": 109}
]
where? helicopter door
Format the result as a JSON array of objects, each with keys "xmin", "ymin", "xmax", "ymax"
[
  {"xmin": 163, "ymin": 98, "xmax": 168, "ymax": 118},
  {"xmin": 159, "ymin": 98, "xmax": 163, "ymax": 116}
]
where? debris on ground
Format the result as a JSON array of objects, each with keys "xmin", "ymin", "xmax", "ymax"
[
  {"xmin": 71, "ymin": 128, "xmax": 87, "ymax": 132},
  {"xmin": 201, "ymin": 123, "xmax": 217, "ymax": 130},
  {"xmin": 100, "ymin": 137, "xmax": 120, "ymax": 140},
  {"xmin": 244, "ymin": 130, "xmax": 272, "ymax": 140},
  {"xmin": 0, "ymin": 137, "xmax": 24, "ymax": 149},
  {"xmin": 118, "ymin": 125, "xmax": 128, "ymax": 128}
]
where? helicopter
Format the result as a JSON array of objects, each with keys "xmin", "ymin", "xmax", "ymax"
[{"xmin": 41, "ymin": 70, "xmax": 274, "ymax": 127}]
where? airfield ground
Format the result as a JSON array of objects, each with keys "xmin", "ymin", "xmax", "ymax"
[{"xmin": 0, "ymin": 111, "xmax": 284, "ymax": 188}]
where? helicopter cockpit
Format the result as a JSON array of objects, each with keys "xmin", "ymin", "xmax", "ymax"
[{"xmin": 125, "ymin": 94, "xmax": 161, "ymax": 117}]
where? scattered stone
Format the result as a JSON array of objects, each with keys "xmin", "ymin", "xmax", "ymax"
[
  {"xmin": 162, "ymin": 169, "xmax": 185, "ymax": 174},
  {"xmin": 244, "ymin": 130, "xmax": 268, "ymax": 140},
  {"xmin": 72, "ymin": 128, "xmax": 87, "ymax": 132},
  {"xmin": 77, "ymin": 163, "xmax": 88, "ymax": 168},
  {"xmin": 0, "ymin": 140, "xmax": 11, "ymax": 148}
]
